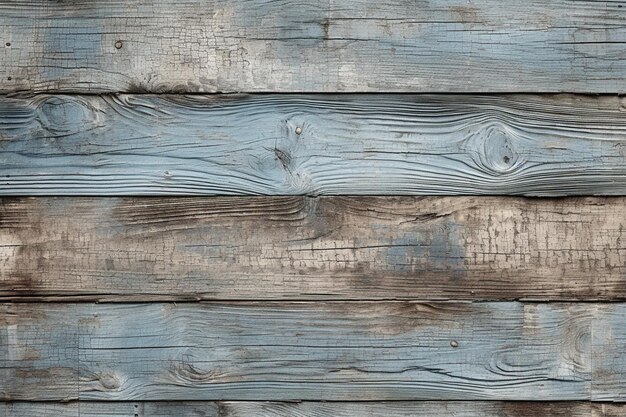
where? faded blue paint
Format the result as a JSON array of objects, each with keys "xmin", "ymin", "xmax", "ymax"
[
  {"xmin": 592, "ymin": 304, "xmax": 626, "ymax": 401},
  {"xmin": 386, "ymin": 222, "xmax": 464, "ymax": 277},
  {"xmin": 1, "ymin": 302, "xmax": 610, "ymax": 401},
  {"xmin": 1, "ymin": 95, "xmax": 625, "ymax": 196},
  {"xmin": 41, "ymin": 23, "xmax": 105, "ymax": 86},
  {"xmin": 2, "ymin": 0, "xmax": 626, "ymax": 93},
  {"xmin": 386, "ymin": 235, "xmax": 429, "ymax": 273}
]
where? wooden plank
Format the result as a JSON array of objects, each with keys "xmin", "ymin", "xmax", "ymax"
[
  {"xmin": 2, "ymin": 196, "xmax": 626, "ymax": 302},
  {"xmin": 0, "ymin": 302, "xmax": 605, "ymax": 401},
  {"xmin": 594, "ymin": 404, "xmax": 626, "ymax": 417},
  {"xmin": 593, "ymin": 304, "xmax": 626, "ymax": 401},
  {"xmin": 2, "ymin": 401, "xmax": 624, "ymax": 417},
  {"xmin": 1, "ymin": 94, "xmax": 626, "ymax": 196},
  {"xmin": 1, "ymin": 0, "xmax": 626, "ymax": 93},
  {"xmin": 0, "ymin": 304, "xmax": 78, "ymax": 401}
]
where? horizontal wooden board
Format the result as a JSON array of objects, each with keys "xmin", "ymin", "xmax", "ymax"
[
  {"xmin": 2, "ymin": 401, "xmax": 625, "ymax": 417},
  {"xmin": 2, "ymin": 196, "xmax": 626, "ymax": 302},
  {"xmin": 3, "ymin": 302, "xmax": 624, "ymax": 401},
  {"xmin": 1, "ymin": 0, "xmax": 626, "ymax": 93},
  {"xmin": 2, "ymin": 94, "xmax": 626, "ymax": 196}
]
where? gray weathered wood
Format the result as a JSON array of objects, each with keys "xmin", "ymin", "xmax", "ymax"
[
  {"xmin": 0, "ymin": 304, "xmax": 78, "ymax": 401},
  {"xmin": 2, "ymin": 401, "xmax": 624, "ymax": 417},
  {"xmin": 1, "ymin": 0, "xmax": 626, "ymax": 93},
  {"xmin": 2, "ymin": 196, "xmax": 626, "ymax": 302},
  {"xmin": 593, "ymin": 305, "xmax": 626, "ymax": 402},
  {"xmin": 2, "ymin": 302, "xmax": 620, "ymax": 401},
  {"xmin": 594, "ymin": 404, "xmax": 626, "ymax": 417},
  {"xmin": 2, "ymin": 94, "xmax": 626, "ymax": 196}
]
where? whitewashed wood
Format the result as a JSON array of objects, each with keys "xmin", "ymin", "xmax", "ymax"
[
  {"xmin": 1, "ymin": 94, "xmax": 626, "ymax": 196},
  {"xmin": 2, "ymin": 196, "xmax": 626, "ymax": 301},
  {"xmin": 0, "ymin": 302, "xmax": 608, "ymax": 401},
  {"xmin": 1, "ymin": 0, "xmax": 626, "ymax": 93},
  {"xmin": 2, "ymin": 401, "xmax": 623, "ymax": 417}
]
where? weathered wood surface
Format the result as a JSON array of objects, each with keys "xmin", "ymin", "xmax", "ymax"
[
  {"xmin": 2, "ymin": 401, "xmax": 625, "ymax": 417},
  {"xmin": 2, "ymin": 196, "xmax": 626, "ymax": 302},
  {"xmin": 2, "ymin": 94, "xmax": 626, "ymax": 196},
  {"xmin": 2, "ymin": 302, "xmax": 622, "ymax": 401},
  {"xmin": 593, "ymin": 305, "xmax": 626, "ymax": 401},
  {"xmin": 2, "ymin": 0, "xmax": 626, "ymax": 93}
]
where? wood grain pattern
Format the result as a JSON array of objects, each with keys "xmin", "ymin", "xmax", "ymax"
[
  {"xmin": 0, "ymin": 301, "xmax": 615, "ymax": 401},
  {"xmin": 2, "ymin": 401, "xmax": 624, "ymax": 417},
  {"xmin": 2, "ymin": 196, "xmax": 626, "ymax": 301},
  {"xmin": 593, "ymin": 305, "xmax": 626, "ymax": 401},
  {"xmin": 1, "ymin": 0, "xmax": 626, "ymax": 93},
  {"xmin": 2, "ymin": 94, "xmax": 626, "ymax": 196}
]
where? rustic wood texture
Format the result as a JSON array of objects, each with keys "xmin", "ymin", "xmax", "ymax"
[
  {"xmin": 2, "ymin": 301, "xmax": 620, "ymax": 401},
  {"xmin": 2, "ymin": 94, "xmax": 626, "ymax": 196},
  {"xmin": 2, "ymin": 196, "xmax": 626, "ymax": 302},
  {"xmin": 2, "ymin": 401, "xmax": 624, "ymax": 417},
  {"xmin": 2, "ymin": 0, "xmax": 626, "ymax": 93},
  {"xmin": 593, "ymin": 305, "xmax": 626, "ymax": 401},
  {"xmin": 3, "ymin": 0, "xmax": 625, "ymax": 411}
]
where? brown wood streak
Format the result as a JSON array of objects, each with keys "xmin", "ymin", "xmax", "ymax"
[{"xmin": 1, "ymin": 196, "xmax": 625, "ymax": 301}]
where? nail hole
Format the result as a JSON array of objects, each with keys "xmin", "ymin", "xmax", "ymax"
[
  {"xmin": 295, "ymin": 127, "xmax": 302, "ymax": 135},
  {"xmin": 115, "ymin": 40, "xmax": 123, "ymax": 49},
  {"xmin": 450, "ymin": 340, "xmax": 459, "ymax": 348},
  {"xmin": 7, "ymin": 77, "xmax": 11, "ymax": 81},
  {"xmin": 5, "ymin": 42, "xmax": 10, "ymax": 47}
]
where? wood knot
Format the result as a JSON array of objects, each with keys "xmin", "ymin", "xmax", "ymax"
[
  {"xmin": 274, "ymin": 148, "xmax": 292, "ymax": 171},
  {"xmin": 98, "ymin": 372, "xmax": 121, "ymax": 390},
  {"xmin": 37, "ymin": 96, "xmax": 99, "ymax": 137},
  {"xmin": 465, "ymin": 122, "xmax": 523, "ymax": 176}
]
